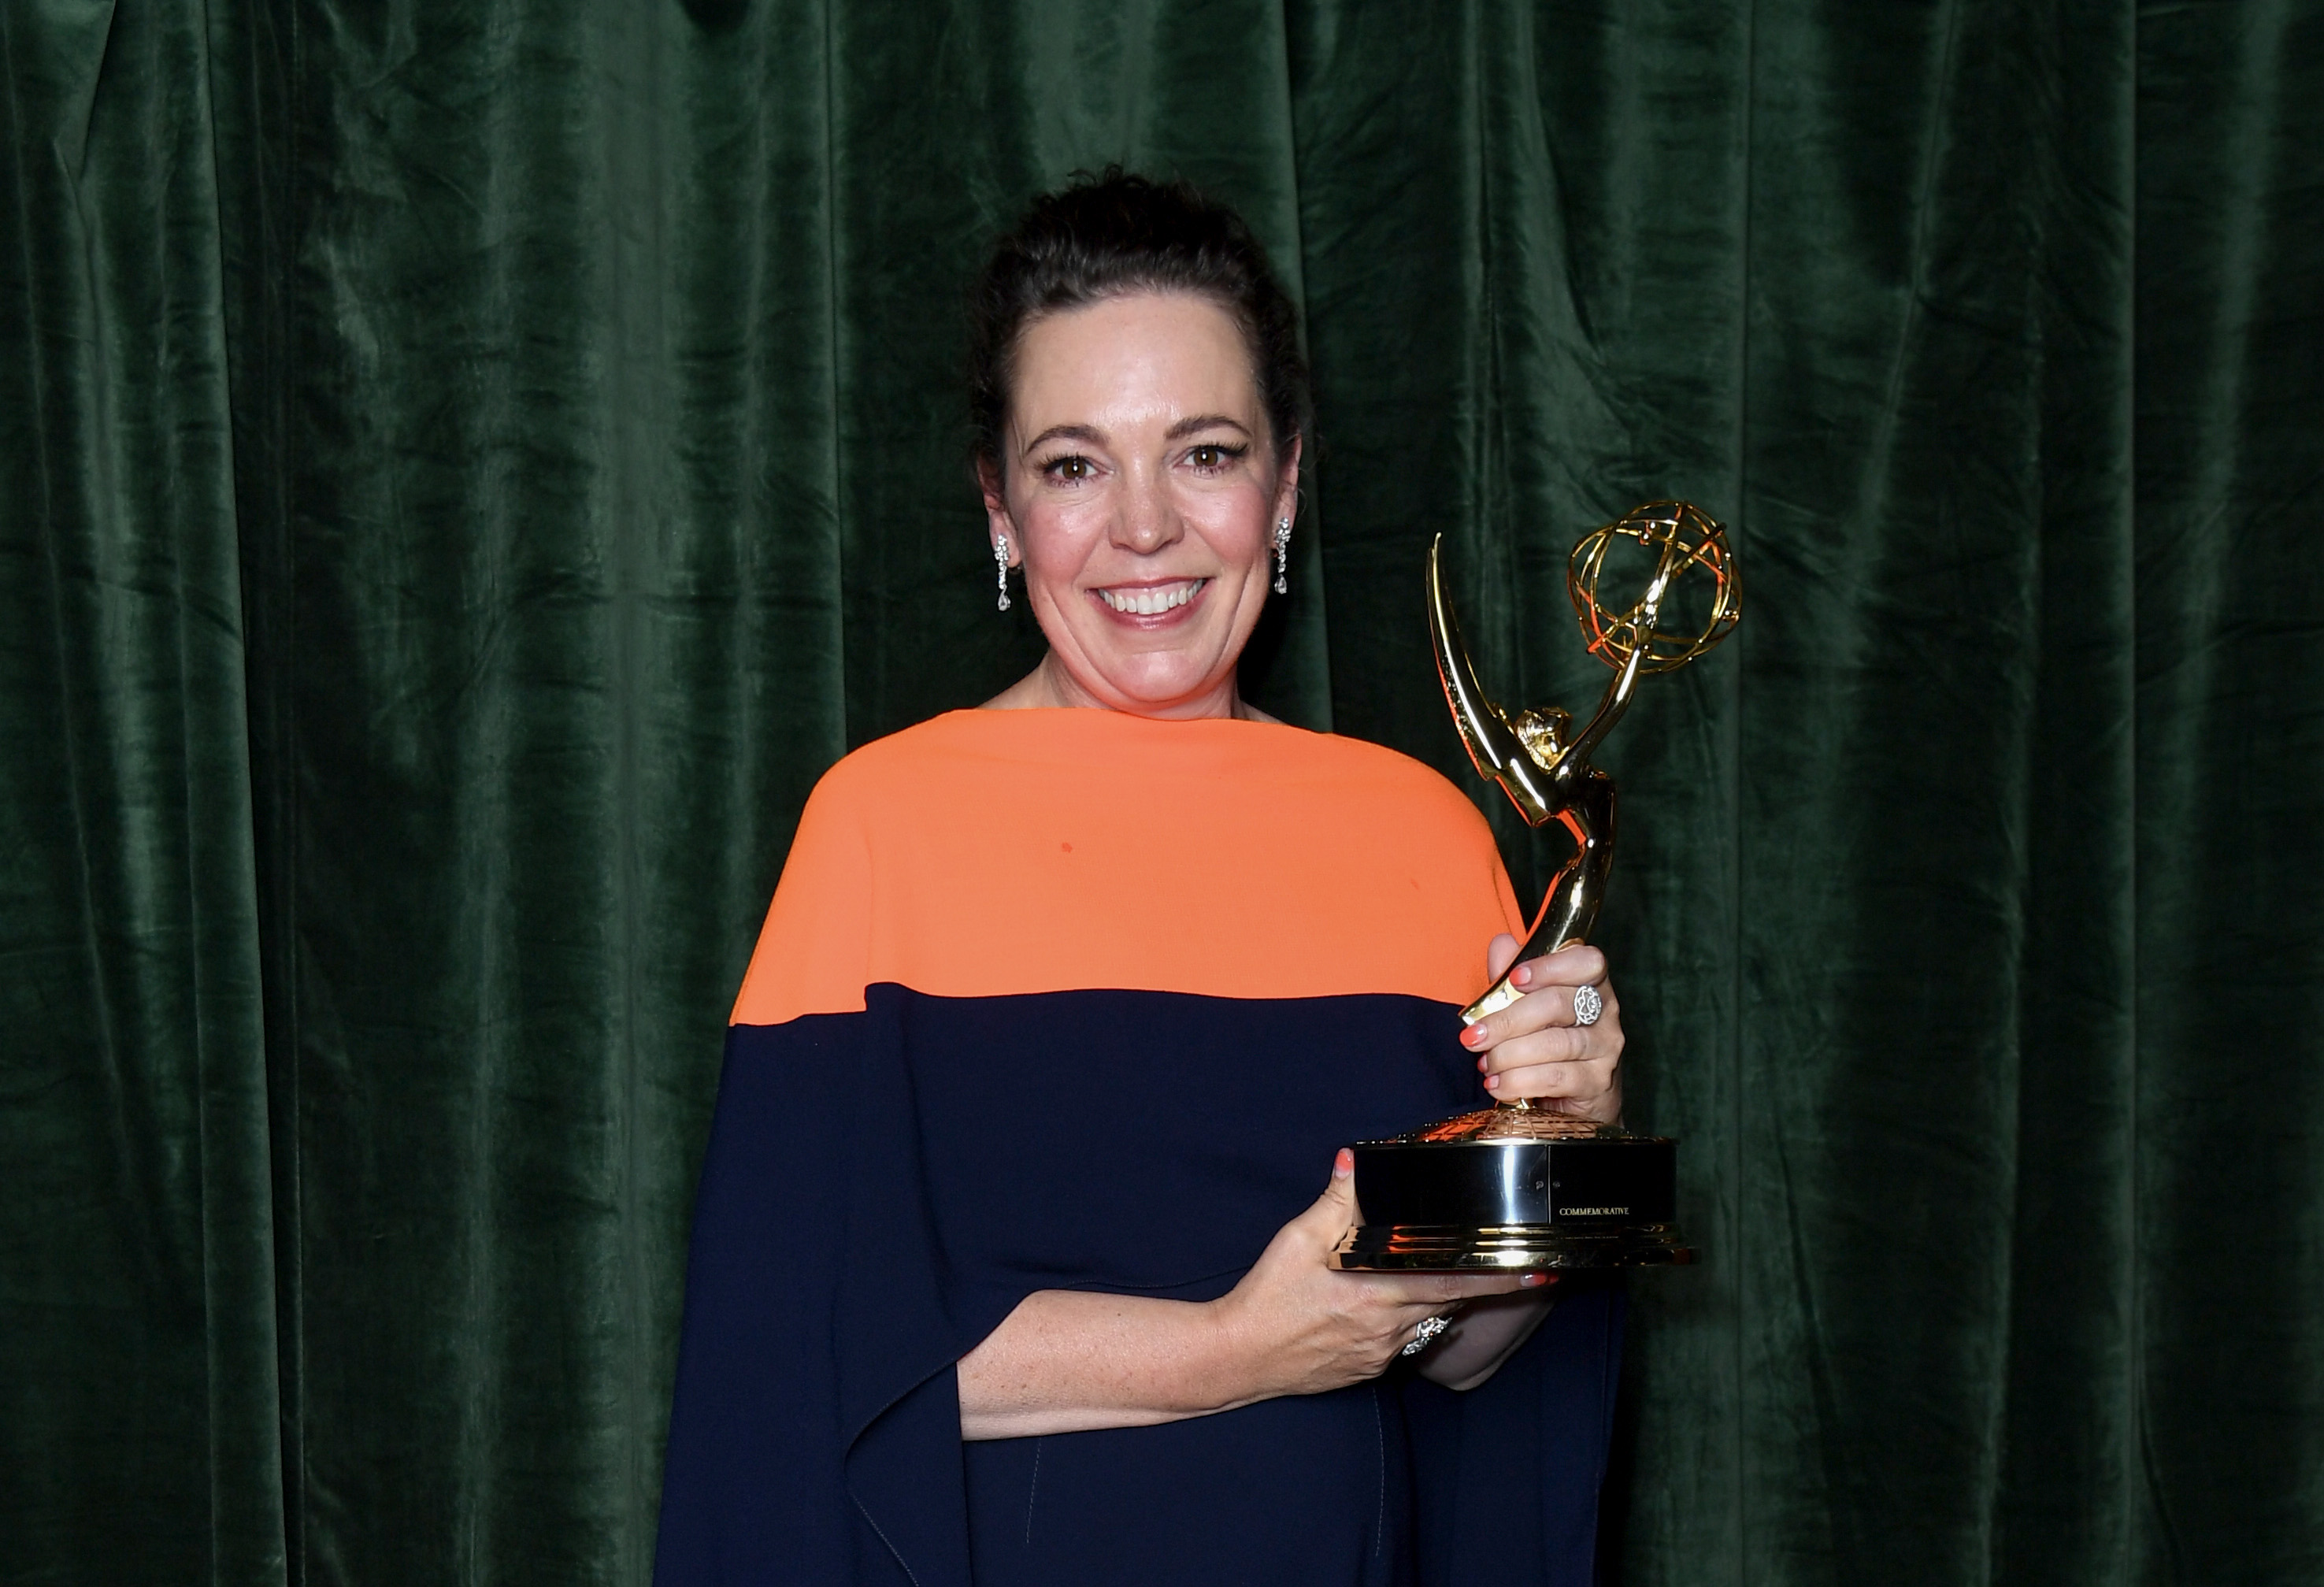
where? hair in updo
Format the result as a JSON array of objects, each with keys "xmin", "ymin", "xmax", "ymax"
[{"xmin": 969, "ymin": 169, "xmax": 1311, "ymax": 479}]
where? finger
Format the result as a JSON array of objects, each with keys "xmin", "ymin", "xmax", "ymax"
[
  {"xmin": 1381, "ymin": 1271, "xmax": 1551, "ymax": 1307},
  {"xmin": 1483, "ymin": 1056, "xmax": 1614, "ymax": 1100},
  {"xmin": 1481, "ymin": 1027, "xmax": 1619, "ymax": 1084},
  {"xmin": 1314, "ymin": 1147, "xmax": 1356, "ymax": 1211},
  {"xmin": 1485, "ymin": 1062, "xmax": 1622, "ymax": 1118},
  {"xmin": 1507, "ymin": 944, "xmax": 1607, "ymax": 993},
  {"xmin": 1487, "ymin": 1022, "xmax": 1617, "ymax": 1073},
  {"xmin": 1484, "ymin": 932, "xmax": 1522, "ymax": 984},
  {"xmin": 1470, "ymin": 983, "xmax": 1620, "ymax": 1050},
  {"xmin": 1275, "ymin": 1150, "xmax": 1365, "ymax": 1264},
  {"xmin": 1462, "ymin": 980, "xmax": 1619, "ymax": 1059},
  {"xmin": 1478, "ymin": 1024, "xmax": 1608, "ymax": 1074}
]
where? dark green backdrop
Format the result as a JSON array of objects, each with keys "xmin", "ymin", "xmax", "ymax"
[{"xmin": 5, "ymin": 2, "xmax": 2319, "ymax": 1582}]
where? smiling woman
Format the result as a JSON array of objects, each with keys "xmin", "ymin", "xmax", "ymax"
[{"xmin": 653, "ymin": 172, "xmax": 1633, "ymax": 1587}]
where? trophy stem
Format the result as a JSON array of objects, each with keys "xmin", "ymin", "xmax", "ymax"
[{"xmin": 1459, "ymin": 796, "xmax": 1610, "ymax": 1024}]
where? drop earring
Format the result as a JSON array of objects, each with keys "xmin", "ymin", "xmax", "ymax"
[
  {"xmin": 1272, "ymin": 517, "xmax": 1292, "ymax": 595},
  {"xmin": 993, "ymin": 532, "xmax": 1011, "ymax": 612}
]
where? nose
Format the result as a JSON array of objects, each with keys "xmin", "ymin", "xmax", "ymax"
[{"xmin": 1110, "ymin": 463, "xmax": 1184, "ymax": 556}]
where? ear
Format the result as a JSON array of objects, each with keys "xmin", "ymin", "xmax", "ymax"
[
  {"xmin": 1273, "ymin": 435, "xmax": 1303, "ymax": 525},
  {"xmin": 977, "ymin": 457, "xmax": 1017, "ymax": 565}
]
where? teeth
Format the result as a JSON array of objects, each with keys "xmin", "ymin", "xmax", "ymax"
[{"xmin": 1100, "ymin": 580, "xmax": 1203, "ymax": 615}]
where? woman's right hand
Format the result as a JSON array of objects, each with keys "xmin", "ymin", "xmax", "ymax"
[{"xmin": 1209, "ymin": 1148, "xmax": 1544, "ymax": 1402}]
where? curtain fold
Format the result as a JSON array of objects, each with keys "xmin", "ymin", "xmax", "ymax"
[
  {"xmin": 2131, "ymin": 2, "xmax": 2324, "ymax": 1573},
  {"xmin": 2, "ymin": 2, "xmax": 2318, "ymax": 1583},
  {"xmin": 0, "ymin": 5, "xmax": 285, "ymax": 1584}
]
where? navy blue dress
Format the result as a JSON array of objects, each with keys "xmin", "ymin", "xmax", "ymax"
[{"xmin": 652, "ymin": 712, "xmax": 1624, "ymax": 1585}]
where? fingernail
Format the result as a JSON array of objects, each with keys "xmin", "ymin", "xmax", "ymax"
[
  {"xmin": 1334, "ymin": 1148, "xmax": 1353, "ymax": 1177},
  {"xmin": 1476, "ymin": 1057, "xmax": 1488, "ymax": 1072},
  {"xmin": 1462, "ymin": 1024, "xmax": 1487, "ymax": 1047},
  {"xmin": 1512, "ymin": 964, "xmax": 1531, "ymax": 987},
  {"xmin": 1483, "ymin": 1074, "xmax": 1499, "ymax": 1089}
]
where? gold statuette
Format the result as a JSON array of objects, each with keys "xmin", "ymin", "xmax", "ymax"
[
  {"xmin": 1435, "ymin": 501, "xmax": 1738, "ymax": 1025},
  {"xmin": 1332, "ymin": 502, "xmax": 1739, "ymax": 1269}
]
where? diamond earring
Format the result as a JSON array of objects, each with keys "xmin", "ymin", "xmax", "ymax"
[
  {"xmin": 993, "ymin": 532, "xmax": 1011, "ymax": 612},
  {"xmin": 1272, "ymin": 517, "xmax": 1292, "ymax": 595}
]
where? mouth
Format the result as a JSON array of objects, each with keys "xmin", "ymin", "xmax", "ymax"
[{"xmin": 1094, "ymin": 578, "xmax": 1207, "ymax": 617}]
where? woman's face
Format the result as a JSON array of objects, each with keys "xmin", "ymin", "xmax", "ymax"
[{"xmin": 984, "ymin": 291, "xmax": 1299, "ymax": 719}]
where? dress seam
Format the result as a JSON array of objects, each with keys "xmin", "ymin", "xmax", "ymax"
[
  {"xmin": 1372, "ymin": 1385, "xmax": 1387, "ymax": 1560},
  {"xmin": 1023, "ymin": 1437, "xmax": 1043, "ymax": 1548}
]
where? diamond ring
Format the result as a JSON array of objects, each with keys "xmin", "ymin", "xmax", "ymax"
[
  {"xmin": 1572, "ymin": 984, "xmax": 1603, "ymax": 1027},
  {"xmin": 1400, "ymin": 1314, "xmax": 1452, "ymax": 1357}
]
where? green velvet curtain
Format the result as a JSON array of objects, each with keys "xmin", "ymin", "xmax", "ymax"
[{"xmin": 5, "ymin": 1, "xmax": 2318, "ymax": 1581}]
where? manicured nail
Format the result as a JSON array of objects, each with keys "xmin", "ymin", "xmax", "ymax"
[
  {"xmin": 1334, "ymin": 1148, "xmax": 1353, "ymax": 1177},
  {"xmin": 1476, "ymin": 1057, "xmax": 1488, "ymax": 1072},
  {"xmin": 1462, "ymin": 1023, "xmax": 1487, "ymax": 1047},
  {"xmin": 1512, "ymin": 964, "xmax": 1532, "ymax": 987},
  {"xmin": 1484, "ymin": 1074, "xmax": 1499, "ymax": 1088}
]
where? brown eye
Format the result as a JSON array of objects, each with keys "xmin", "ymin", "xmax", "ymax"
[
  {"xmin": 1050, "ymin": 455, "xmax": 1094, "ymax": 481},
  {"xmin": 1190, "ymin": 446, "xmax": 1225, "ymax": 469}
]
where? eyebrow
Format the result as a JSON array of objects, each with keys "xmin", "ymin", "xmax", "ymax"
[
  {"xmin": 1021, "ymin": 424, "xmax": 1105, "ymax": 456},
  {"xmin": 1166, "ymin": 414, "xmax": 1252, "ymax": 441},
  {"xmin": 1018, "ymin": 414, "xmax": 1254, "ymax": 458}
]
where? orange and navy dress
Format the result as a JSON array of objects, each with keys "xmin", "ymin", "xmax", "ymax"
[{"xmin": 654, "ymin": 710, "xmax": 1625, "ymax": 1587}]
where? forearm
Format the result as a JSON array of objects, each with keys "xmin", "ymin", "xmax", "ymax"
[
  {"xmin": 958, "ymin": 1289, "xmax": 1264, "ymax": 1441},
  {"xmin": 1416, "ymin": 1291, "xmax": 1555, "ymax": 1392}
]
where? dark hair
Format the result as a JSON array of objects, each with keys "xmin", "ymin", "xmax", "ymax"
[{"xmin": 968, "ymin": 169, "xmax": 1311, "ymax": 478}]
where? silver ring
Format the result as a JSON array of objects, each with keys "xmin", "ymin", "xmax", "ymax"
[
  {"xmin": 1572, "ymin": 984, "xmax": 1603, "ymax": 1026},
  {"xmin": 1400, "ymin": 1314, "xmax": 1451, "ymax": 1357}
]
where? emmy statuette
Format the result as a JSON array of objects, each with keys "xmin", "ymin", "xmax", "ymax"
[{"xmin": 1331, "ymin": 502, "xmax": 1739, "ymax": 1272}]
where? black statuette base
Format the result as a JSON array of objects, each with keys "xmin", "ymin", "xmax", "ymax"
[{"xmin": 1329, "ymin": 1131, "xmax": 1693, "ymax": 1271}]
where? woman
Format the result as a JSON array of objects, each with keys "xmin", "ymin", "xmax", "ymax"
[{"xmin": 655, "ymin": 172, "xmax": 1629, "ymax": 1587}]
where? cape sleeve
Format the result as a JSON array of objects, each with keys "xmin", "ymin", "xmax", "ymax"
[
  {"xmin": 652, "ymin": 997, "xmax": 1014, "ymax": 1587},
  {"xmin": 729, "ymin": 768, "xmax": 877, "ymax": 1025},
  {"xmin": 667, "ymin": 757, "xmax": 1004, "ymax": 1585}
]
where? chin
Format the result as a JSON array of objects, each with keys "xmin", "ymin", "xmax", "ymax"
[
  {"xmin": 1107, "ymin": 678, "xmax": 1218, "ymax": 710},
  {"xmin": 1092, "ymin": 660, "xmax": 1227, "ymax": 710}
]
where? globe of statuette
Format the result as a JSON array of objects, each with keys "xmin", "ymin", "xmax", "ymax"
[{"xmin": 1566, "ymin": 501, "xmax": 1740, "ymax": 674}]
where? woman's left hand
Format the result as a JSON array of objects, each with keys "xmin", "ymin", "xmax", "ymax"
[{"xmin": 1460, "ymin": 937, "xmax": 1623, "ymax": 1122}]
